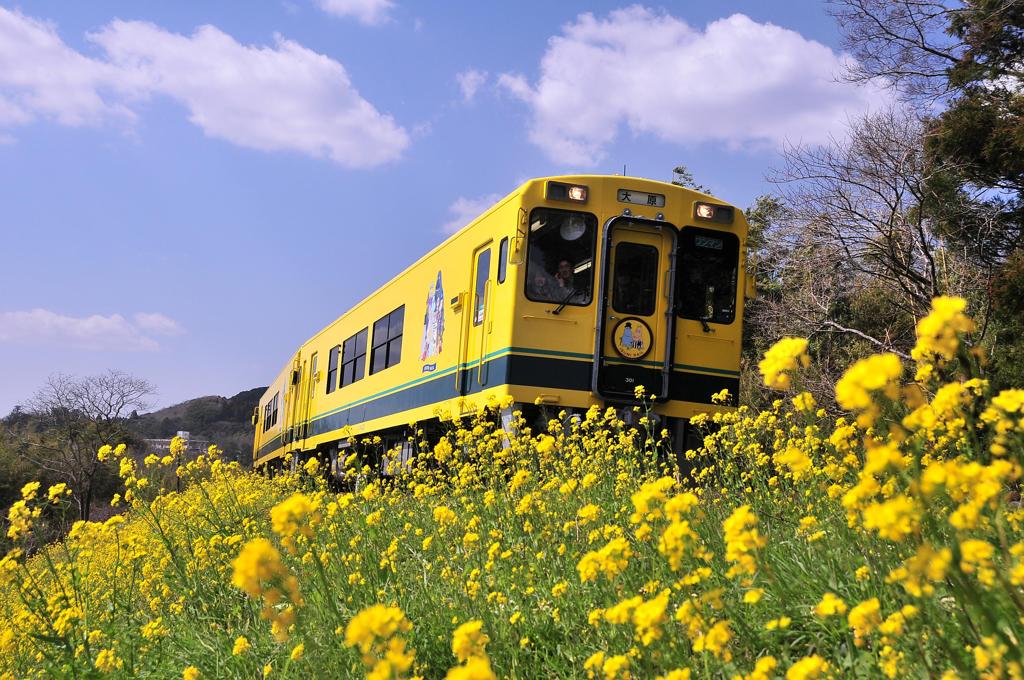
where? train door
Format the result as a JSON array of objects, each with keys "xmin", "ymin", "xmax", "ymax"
[
  {"xmin": 461, "ymin": 242, "xmax": 493, "ymax": 394},
  {"xmin": 594, "ymin": 218, "xmax": 676, "ymax": 400},
  {"xmin": 298, "ymin": 352, "xmax": 316, "ymax": 447},
  {"xmin": 284, "ymin": 356, "xmax": 304, "ymax": 453}
]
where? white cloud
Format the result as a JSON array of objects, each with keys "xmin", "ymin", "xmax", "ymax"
[
  {"xmin": 441, "ymin": 194, "xmax": 502, "ymax": 234},
  {"xmin": 456, "ymin": 69, "xmax": 487, "ymax": 102},
  {"xmin": 0, "ymin": 9, "xmax": 136, "ymax": 128},
  {"xmin": 0, "ymin": 309, "xmax": 185, "ymax": 351},
  {"xmin": 315, "ymin": 0, "xmax": 394, "ymax": 25},
  {"xmin": 499, "ymin": 7, "xmax": 890, "ymax": 165},
  {"xmin": 133, "ymin": 312, "xmax": 184, "ymax": 336},
  {"xmin": 0, "ymin": 8, "xmax": 410, "ymax": 168},
  {"xmin": 91, "ymin": 21, "xmax": 409, "ymax": 167}
]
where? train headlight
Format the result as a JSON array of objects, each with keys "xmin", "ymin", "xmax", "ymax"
[
  {"xmin": 694, "ymin": 202, "xmax": 735, "ymax": 224},
  {"xmin": 546, "ymin": 181, "xmax": 589, "ymax": 204}
]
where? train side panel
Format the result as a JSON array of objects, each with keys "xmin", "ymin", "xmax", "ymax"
[{"xmin": 254, "ymin": 192, "xmax": 523, "ymax": 467}]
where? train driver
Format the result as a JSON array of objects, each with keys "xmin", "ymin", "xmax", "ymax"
[{"xmin": 555, "ymin": 259, "xmax": 575, "ymax": 290}]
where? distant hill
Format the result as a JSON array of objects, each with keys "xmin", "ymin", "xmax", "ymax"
[{"xmin": 128, "ymin": 387, "xmax": 266, "ymax": 462}]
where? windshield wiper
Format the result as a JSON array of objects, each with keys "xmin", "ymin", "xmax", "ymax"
[{"xmin": 550, "ymin": 287, "xmax": 577, "ymax": 315}]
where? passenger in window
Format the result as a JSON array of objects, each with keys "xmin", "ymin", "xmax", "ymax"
[
  {"xmin": 555, "ymin": 258, "xmax": 590, "ymax": 303},
  {"xmin": 529, "ymin": 270, "xmax": 556, "ymax": 300},
  {"xmin": 525, "ymin": 208, "xmax": 596, "ymax": 306}
]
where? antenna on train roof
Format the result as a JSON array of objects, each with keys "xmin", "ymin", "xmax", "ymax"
[{"xmin": 622, "ymin": 164, "xmax": 626, "ymax": 176}]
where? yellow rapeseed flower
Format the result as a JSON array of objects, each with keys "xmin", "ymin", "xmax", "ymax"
[
  {"xmin": 835, "ymin": 353, "xmax": 903, "ymax": 427},
  {"xmin": 46, "ymin": 483, "xmax": 69, "ymax": 503},
  {"xmin": 445, "ymin": 655, "xmax": 497, "ymax": 680},
  {"xmin": 959, "ymin": 539, "xmax": 996, "ymax": 586},
  {"xmin": 232, "ymin": 636, "xmax": 250, "ymax": 655},
  {"xmin": 759, "ymin": 337, "xmax": 810, "ymax": 390},
  {"xmin": 848, "ymin": 598, "xmax": 882, "ymax": 646},
  {"xmin": 911, "ymin": 296, "xmax": 974, "ymax": 368},
  {"xmin": 94, "ymin": 648, "xmax": 122, "ymax": 672},
  {"xmin": 723, "ymin": 505, "xmax": 766, "ymax": 578},
  {"xmin": 814, "ymin": 592, "xmax": 847, "ymax": 617},
  {"xmin": 602, "ymin": 654, "xmax": 631, "ymax": 680},
  {"xmin": 692, "ymin": 619, "xmax": 733, "ymax": 661},
  {"xmin": 270, "ymin": 493, "xmax": 321, "ymax": 553},
  {"xmin": 786, "ymin": 655, "xmax": 829, "ymax": 680},
  {"xmin": 451, "ymin": 620, "xmax": 490, "ymax": 662}
]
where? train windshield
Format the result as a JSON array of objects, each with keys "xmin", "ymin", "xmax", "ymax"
[
  {"xmin": 524, "ymin": 208, "xmax": 597, "ymax": 306},
  {"xmin": 676, "ymin": 227, "xmax": 738, "ymax": 324}
]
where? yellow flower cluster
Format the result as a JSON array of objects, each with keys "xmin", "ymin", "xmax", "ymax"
[
  {"xmin": 911, "ymin": 296, "xmax": 975, "ymax": 377},
  {"xmin": 758, "ymin": 337, "xmax": 810, "ymax": 390},
  {"xmin": 446, "ymin": 620, "xmax": 496, "ymax": 679},
  {"xmin": 270, "ymin": 492, "xmax": 322, "ymax": 554},
  {"xmin": 344, "ymin": 604, "xmax": 415, "ymax": 679},
  {"xmin": 231, "ymin": 538, "xmax": 302, "ymax": 641},
  {"xmin": 834, "ymin": 353, "xmax": 902, "ymax": 427},
  {"xmin": 722, "ymin": 505, "xmax": 765, "ymax": 578},
  {"xmin": 577, "ymin": 537, "xmax": 633, "ymax": 583},
  {"xmin": 0, "ymin": 295, "xmax": 1022, "ymax": 679}
]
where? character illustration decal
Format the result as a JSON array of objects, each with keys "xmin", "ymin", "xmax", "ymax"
[
  {"xmin": 611, "ymin": 317, "xmax": 652, "ymax": 360},
  {"xmin": 420, "ymin": 272, "xmax": 445, "ymax": 361}
]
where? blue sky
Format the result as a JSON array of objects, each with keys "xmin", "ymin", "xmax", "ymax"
[{"xmin": 0, "ymin": 1, "xmax": 887, "ymax": 415}]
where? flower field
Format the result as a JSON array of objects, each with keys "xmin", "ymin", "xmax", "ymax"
[{"xmin": 2, "ymin": 297, "xmax": 1024, "ymax": 679}]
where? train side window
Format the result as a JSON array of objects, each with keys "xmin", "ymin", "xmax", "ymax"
[
  {"xmin": 340, "ymin": 328, "xmax": 367, "ymax": 387},
  {"xmin": 326, "ymin": 346, "xmax": 340, "ymax": 394},
  {"xmin": 497, "ymin": 237, "xmax": 508, "ymax": 284},
  {"xmin": 474, "ymin": 248, "xmax": 491, "ymax": 326},
  {"xmin": 370, "ymin": 307, "xmax": 404, "ymax": 374},
  {"xmin": 263, "ymin": 403, "xmax": 270, "ymax": 432},
  {"xmin": 270, "ymin": 393, "xmax": 279, "ymax": 427},
  {"xmin": 676, "ymin": 227, "xmax": 739, "ymax": 324},
  {"xmin": 524, "ymin": 208, "xmax": 597, "ymax": 305}
]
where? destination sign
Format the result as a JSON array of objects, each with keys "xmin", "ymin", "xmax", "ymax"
[
  {"xmin": 694, "ymin": 235, "xmax": 724, "ymax": 250},
  {"xmin": 617, "ymin": 189, "xmax": 665, "ymax": 208}
]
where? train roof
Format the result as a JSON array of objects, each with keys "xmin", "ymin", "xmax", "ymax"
[{"xmin": 297, "ymin": 174, "xmax": 738, "ymax": 353}]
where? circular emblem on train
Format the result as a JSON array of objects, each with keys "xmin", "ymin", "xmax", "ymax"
[{"xmin": 612, "ymin": 318, "xmax": 653, "ymax": 360}]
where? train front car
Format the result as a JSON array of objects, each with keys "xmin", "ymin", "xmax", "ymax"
[{"xmin": 506, "ymin": 175, "xmax": 750, "ymax": 460}]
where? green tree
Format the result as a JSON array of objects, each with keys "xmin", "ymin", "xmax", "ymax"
[{"xmin": 670, "ymin": 165, "xmax": 711, "ymax": 194}]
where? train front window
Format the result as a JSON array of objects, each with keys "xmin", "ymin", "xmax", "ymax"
[
  {"xmin": 612, "ymin": 242, "xmax": 659, "ymax": 316},
  {"xmin": 676, "ymin": 227, "xmax": 739, "ymax": 324},
  {"xmin": 524, "ymin": 208, "xmax": 597, "ymax": 305}
]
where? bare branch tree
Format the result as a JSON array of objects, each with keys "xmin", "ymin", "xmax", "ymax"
[
  {"xmin": 741, "ymin": 108, "xmax": 993, "ymax": 405},
  {"xmin": 829, "ymin": 0, "xmax": 966, "ymax": 103},
  {"xmin": 771, "ymin": 107, "xmax": 992, "ymax": 315},
  {"xmin": 16, "ymin": 371, "xmax": 154, "ymax": 521}
]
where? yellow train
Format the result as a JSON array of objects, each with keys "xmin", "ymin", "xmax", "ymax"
[{"xmin": 252, "ymin": 174, "xmax": 753, "ymax": 473}]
